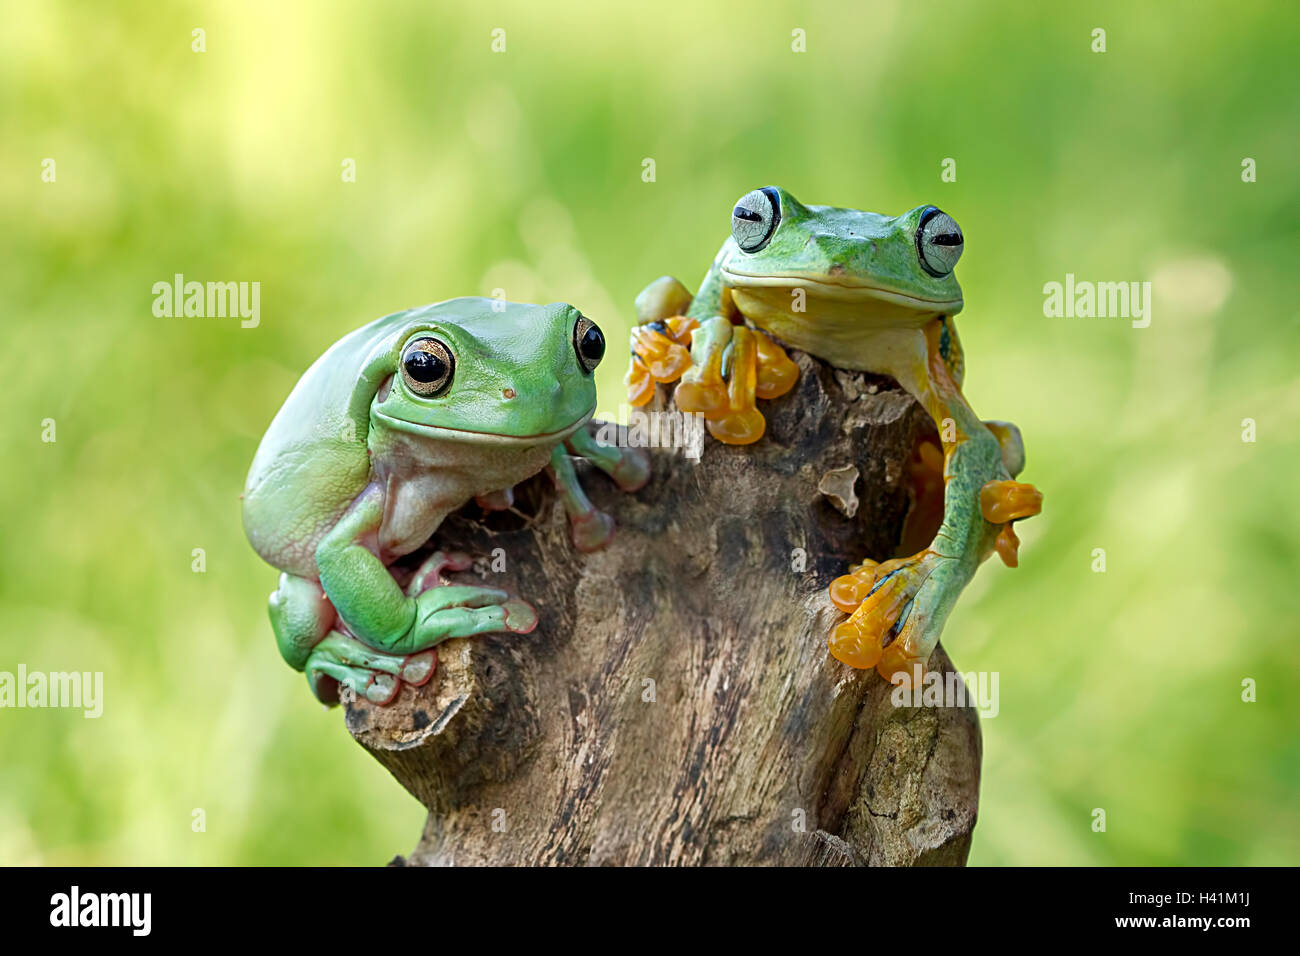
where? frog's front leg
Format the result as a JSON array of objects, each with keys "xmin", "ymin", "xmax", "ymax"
[
  {"xmin": 308, "ymin": 485, "xmax": 537, "ymax": 697},
  {"xmin": 675, "ymin": 321, "xmax": 800, "ymax": 444},
  {"xmin": 624, "ymin": 278, "xmax": 796, "ymax": 440},
  {"xmin": 828, "ymin": 320, "xmax": 1042, "ymax": 682},
  {"xmin": 673, "ymin": 314, "xmax": 733, "ymax": 420},
  {"xmin": 903, "ymin": 419, "xmax": 1030, "ymax": 559},
  {"xmin": 567, "ymin": 423, "xmax": 650, "ymax": 494},
  {"xmin": 547, "ymin": 428, "xmax": 649, "ymax": 552},
  {"xmin": 548, "ymin": 443, "xmax": 611, "ymax": 552}
]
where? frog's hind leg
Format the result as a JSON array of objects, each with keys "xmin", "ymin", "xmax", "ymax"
[
  {"xmin": 269, "ymin": 572, "xmax": 434, "ymax": 706},
  {"xmin": 673, "ymin": 315, "xmax": 736, "ymax": 422},
  {"xmin": 304, "ymin": 632, "xmax": 436, "ymax": 706},
  {"xmin": 828, "ymin": 320, "xmax": 1041, "ymax": 682},
  {"xmin": 983, "ymin": 420, "xmax": 1026, "ymax": 478},
  {"xmin": 268, "ymin": 572, "xmax": 334, "ymax": 673},
  {"xmin": 672, "ymin": 316, "xmax": 799, "ymax": 445},
  {"xmin": 973, "ymin": 420, "xmax": 1038, "ymax": 566},
  {"xmin": 625, "ymin": 275, "xmax": 798, "ymax": 444},
  {"xmin": 901, "ymin": 419, "xmax": 1028, "ymax": 555}
]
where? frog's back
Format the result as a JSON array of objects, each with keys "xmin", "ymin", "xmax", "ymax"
[{"xmin": 242, "ymin": 309, "xmax": 415, "ymax": 576}]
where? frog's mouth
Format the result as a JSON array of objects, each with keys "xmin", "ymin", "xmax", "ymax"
[
  {"xmin": 721, "ymin": 269, "xmax": 963, "ymax": 313},
  {"xmin": 372, "ymin": 406, "xmax": 595, "ymax": 445}
]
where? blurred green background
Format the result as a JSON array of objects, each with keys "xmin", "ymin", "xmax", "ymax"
[{"xmin": 2, "ymin": 0, "xmax": 1297, "ymax": 865}]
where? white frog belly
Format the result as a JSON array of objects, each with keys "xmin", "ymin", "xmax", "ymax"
[{"xmin": 373, "ymin": 434, "xmax": 554, "ymax": 561}]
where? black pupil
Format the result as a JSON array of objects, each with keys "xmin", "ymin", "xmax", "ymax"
[
  {"xmin": 405, "ymin": 349, "xmax": 446, "ymax": 383},
  {"xmin": 580, "ymin": 325, "xmax": 605, "ymax": 362}
]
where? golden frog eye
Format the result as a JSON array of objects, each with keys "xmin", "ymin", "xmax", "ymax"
[
  {"xmin": 731, "ymin": 187, "xmax": 781, "ymax": 253},
  {"xmin": 573, "ymin": 316, "xmax": 605, "ymax": 373},
  {"xmin": 400, "ymin": 337, "xmax": 455, "ymax": 396}
]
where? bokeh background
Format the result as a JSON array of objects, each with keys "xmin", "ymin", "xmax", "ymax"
[{"xmin": 2, "ymin": 0, "xmax": 1297, "ymax": 865}]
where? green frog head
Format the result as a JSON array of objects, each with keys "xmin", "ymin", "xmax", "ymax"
[
  {"xmin": 718, "ymin": 186, "xmax": 964, "ymax": 339},
  {"xmin": 372, "ymin": 298, "xmax": 604, "ymax": 443}
]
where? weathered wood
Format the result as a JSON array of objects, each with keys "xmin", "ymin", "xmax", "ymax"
[{"xmin": 344, "ymin": 350, "xmax": 982, "ymax": 866}]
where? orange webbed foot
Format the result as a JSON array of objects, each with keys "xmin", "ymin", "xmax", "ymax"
[
  {"xmin": 705, "ymin": 326, "xmax": 765, "ymax": 445},
  {"xmin": 626, "ymin": 357, "xmax": 657, "ymax": 407},
  {"xmin": 675, "ymin": 316, "xmax": 733, "ymax": 420},
  {"xmin": 630, "ymin": 323, "xmax": 691, "ymax": 378},
  {"xmin": 829, "ymin": 560, "xmax": 881, "ymax": 613},
  {"xmin": 625, "ymin": 305, "xmax": 701, "ymax": 407},
  {"xmin": 754, "ymin": 331, "xmax": 799, "ymax": 400},
  {"xmin": 979, "ymin": 479, "xmax": 1043, "ymax": 524},
  {"xmin": 827, "ymin": 551, "xmax": 952, "ymax": 682}
]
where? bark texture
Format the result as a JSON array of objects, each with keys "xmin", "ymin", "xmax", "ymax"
[{"xmin": 344, "ymin": 351, "xmax": 982, "ymax": 866}]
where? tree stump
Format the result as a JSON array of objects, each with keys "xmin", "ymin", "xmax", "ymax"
[{"xmin": 343, "ymin": 351, "xmax": 982, "ymax": 866}]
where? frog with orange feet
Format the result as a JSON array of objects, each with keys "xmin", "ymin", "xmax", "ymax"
[{"xmin": 626, "ymin": 187, "xmax": 1041, "ymax": 684}]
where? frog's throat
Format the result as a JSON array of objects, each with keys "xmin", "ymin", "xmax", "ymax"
[
  {"xmin": 371, "ymin": 406, "xmax": 595, "ymax": 445},
  {"xmin": 721, "ymin": 268, "xmax": 962, "ymax": 313}
]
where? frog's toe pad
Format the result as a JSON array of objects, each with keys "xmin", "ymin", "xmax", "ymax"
[
  {"xmin": 501, "ymin": 598, "xmax": 538, "ymax": 634},
  {"xmin": 829, "ymin": 560, "xmax": 881, "ymax": 613},
  {"xmin": 754, "ymin": 336, "xmax": 799, "ymax": 400},
  {"xmin": 365, "ymin": 672, "xmax": 401, "ymax": 705},
  {"xmin": 611, "ymin": 446, "xmax": 651, "ymax": 493},
  {"xmin": 675, "ymin": 380, "xmax": 729, "ymax": 418},
  {"xmin": 401, "ymin": 650, "xmax": 437, "ymax": 687},
  {"xmin": 705, "ymin": 408, "xmax": 766, "ymax": 445},
  {"xmin": 979, "ymin": 479, "xmax": 1043, "ymax": 524},
  {"xmin": 994, "ymin": 523, "xmax": 1021, "ymax": 568},
  {"xmin": 649, "ymin": 344, "xmax": 691, "ymax": 382},
  {"xmin": 626, "ymin": 359, "xmax": 657, "ymax": 408},
  {"xmin": 829, "ymin": 617, "xmax": 885, "ymax": 670},
  {"xmin": 569, "ymin": 509, "xmax": 616, "ymax": 553}
]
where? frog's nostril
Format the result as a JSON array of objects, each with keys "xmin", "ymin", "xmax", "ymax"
[{"xmin": 502, "ymin": 387, "xmax": 517, "ymax": 400}]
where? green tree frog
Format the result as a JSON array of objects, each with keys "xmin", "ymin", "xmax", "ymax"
[
  {"xmin": 625, "ymin": 187, "xmax": 1041, "ymax": 683},
  {"xmin": 243, "ymin": 298, "xmax": 648, "ymax": 705}
]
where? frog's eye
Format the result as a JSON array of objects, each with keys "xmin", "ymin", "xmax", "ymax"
[
  {"xmin": 573, "ymin": 316, "xmax": 605, "ymax": 373},
  {"xmin": 916, "ymin": 206, "xmax": 964, "ymax": 277},
  {"xmin": 731, "ymin": 187, "xmax": 781, "ymax": 253},
  {"xmin": 400, "ymin": 337, "xmax": 455, "ymax": 396}
]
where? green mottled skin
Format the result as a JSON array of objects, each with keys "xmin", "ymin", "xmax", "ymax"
[
  {"xmin": 660, "ymin": 187, "xmax": 1033, "ymax": 674},
  {"xmin": 243, "ymin": 297, "xmax": 643, "ymax": 704}
]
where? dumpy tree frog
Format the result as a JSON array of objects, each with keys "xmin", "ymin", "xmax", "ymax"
[
  {"xmin": 244, "ymin": 298, "xmax": 648, "ymax": 705},
  {"xmin": 626, "ymin": 187, "xmax": 1041, "ymax": 683}
]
